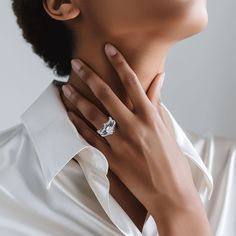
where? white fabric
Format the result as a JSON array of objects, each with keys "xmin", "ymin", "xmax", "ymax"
[{"xmin": 0, "ymin": 80, "xmax": 234, "ymax": 235}]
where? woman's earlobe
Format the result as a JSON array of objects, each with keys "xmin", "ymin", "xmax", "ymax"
[{"xmin": 43, "ymin": 0, "xmax": 80, "ymax": 21}]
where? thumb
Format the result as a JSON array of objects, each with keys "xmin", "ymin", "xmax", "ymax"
[{"xmin": 146, "ymin": 72, "xmax": 165, "ymax": 104}]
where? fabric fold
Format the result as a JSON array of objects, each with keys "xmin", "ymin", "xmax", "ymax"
[
  {"xmin": 74, "ymin": 147, "xmax": 143, "ymax": 236},
  {"xmin": 19, "ymin": 81, "xmax": 214, "ymax": 235},
  {"xmin": 160, "ymin": 102, "xmax": 214, "ymax": 200},
  {"xmin": 70, "ymin": 101, "xmax": 215, "ymax": 235}
]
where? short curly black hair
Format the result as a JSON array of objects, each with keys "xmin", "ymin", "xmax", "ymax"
[{"xmin": 11, "ymin": 0, "xmax": 75, "ymax": 77}]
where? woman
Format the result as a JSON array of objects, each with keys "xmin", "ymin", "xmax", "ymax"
[
  {"xmin": 43, "ymin": 0, "xmax": 212, "ymax": 234},
  {"xmin": 1, "ymin": 0, "xmax": 232, "ymax": 235}
]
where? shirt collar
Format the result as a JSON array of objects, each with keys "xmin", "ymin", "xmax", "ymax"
[
  {"xmin": 20, "ymin": 80, "xmax": 91, "ymax": 189},
  {"xmin": 20, "ymin": 80, "xmax": 213, "ymax": 199}
]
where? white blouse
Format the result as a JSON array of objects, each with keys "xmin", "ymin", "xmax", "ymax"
[{"xmin": 0, "ymin": 80, "xmax": 235, "ymax": 236}]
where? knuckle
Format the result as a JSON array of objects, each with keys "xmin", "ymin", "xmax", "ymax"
[
  {"xmin": 129, "ymin": 128, "xmax": 144, "ymax": 144},
  {"xmin": 79, "ymin": 65, "xmax": 86, "ymax": 72},
  {"xmin": 125, "ymin": 73, "xmax": 138, "ymax": 85},
  {"xmin": 82, "ymin": 69, "xmax": 93, "ymax": 81},
  {"xmin": 114, "ymin": 54, "xmax": 125, "ymax": 67},
  {"xmin": 85, "ymin": 107, "xmax": 97, "ymax": 121},
  {"xmin": 142, "ymin": 106, "xmax": 158, "ymax": 124},
  {"xmin": 125, "ymin": 117, "xmax": 148, "ymax": 140},
  {"xmin": 84, "ymin": 70, "xmax": 93, "ymax": 80},
  {"xmin": 126, "ymin": 121, "xmax": 142, "ymax": 138},
  {"xmin": 70, "ymin": 92, "xmax": 79, "ymax": 104},
  {"xmin": 96, "ymin": 85, "xmax": 111, "ymax": 101}
]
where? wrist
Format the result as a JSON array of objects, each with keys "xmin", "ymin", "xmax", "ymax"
[
  {"xmin": 147, "ymin": 185, "xmax": 200, "ymax": 220},
  {"xmin": 150, "ymin": 192, "xmax": 213, "ymax": 236},
  {"xmin": 153, "ymin": 205, "xmax": 212, "ymax": 236}
]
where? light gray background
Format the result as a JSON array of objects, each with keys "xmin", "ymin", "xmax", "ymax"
[{"xmin": 0, "ymin": 1, "xmax": 235, "ymax": 138}]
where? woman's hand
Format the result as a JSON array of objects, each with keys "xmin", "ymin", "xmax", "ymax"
[{"xmin": 60, "ymin": 43, "xmax": 211, "ymax": 235}]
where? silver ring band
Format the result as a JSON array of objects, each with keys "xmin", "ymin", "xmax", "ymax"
[{"xmin": 96, "ymin": 116, "xmax": 116, "ymax": 137}]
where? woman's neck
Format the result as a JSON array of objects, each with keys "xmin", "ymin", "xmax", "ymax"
[{"xmin": 66, "ymin": 31, "xmax": 172, "ymax": 116}]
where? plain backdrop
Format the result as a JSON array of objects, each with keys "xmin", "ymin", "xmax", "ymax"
[{"xmin": 0, "ymin": 1, "xmax": 235, "ymax": 138}]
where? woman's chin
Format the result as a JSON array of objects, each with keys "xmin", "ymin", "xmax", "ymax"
[
  {"xmin": 188, "ymin": 7, "xmax": 208, "ymax": 37},
  {"xmin": 176, "ymin": 5, "xmax": 209, "ymax": 40},
  {"xmin": 153, "ymin": 2, "xmax": 209, "ymax": 41}
]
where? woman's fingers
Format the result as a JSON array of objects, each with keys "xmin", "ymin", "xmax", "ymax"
[
  {"xmin": 62, "ymin": 84, "xmax": 118, "ymax": 143},
  {"xmin": 104, "ymin": 43, "xmax": 151, "ymax": 114},
  {"xmin": 71, "ymin": 59, "xmax": 133, "ymax": 125},
  {"xmin": 67, "ymin": 111, "xmax": 111, "ymax": 155}
]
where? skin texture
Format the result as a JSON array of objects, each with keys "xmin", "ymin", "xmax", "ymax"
[
  {"xmin": 59, "ymin": 45, "xmax": 212, "ymax": 236},
  {"xmin": 43, "ymin": 0, "xmax": 211, "ymax": 234},
  {"xmin": 43, "ymin": 0, "xmax": 208, "ymax": 116}
]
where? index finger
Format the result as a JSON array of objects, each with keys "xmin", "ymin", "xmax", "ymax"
[
  {"xmin": 104, "ymin": 43, "xmax": 151, "ymax": 114},
  {"xmin": 71, "ymin": 58, "xmax": 133, "ymax": 127}
]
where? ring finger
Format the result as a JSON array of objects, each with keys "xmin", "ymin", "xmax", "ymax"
[{"xmin": 62, "ymin": 84, "xmax": 119, "ymax": 142}]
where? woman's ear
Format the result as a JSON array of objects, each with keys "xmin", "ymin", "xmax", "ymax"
[{"xmin": 43, "ymin": 0, "xmax": 80, "ymax": 21}]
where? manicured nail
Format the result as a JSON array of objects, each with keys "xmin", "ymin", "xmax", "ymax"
[
  {"xmin": 105, "ymin": 44, "xmax": 117, "ymax": 56},
  {"xmin": 62, "ymin": 85, "xmax": 72, "ymax": 98},
  {"xmin": 159, "ymin": 72, "xmax": 165, "ymax": 89},
  {"xmin": 71, "ymin": 59, "xmax": 83, "ymax": 72},
  {"xmin": 161, "ymin": 72, "xmax": 166, "ymax": 79}
]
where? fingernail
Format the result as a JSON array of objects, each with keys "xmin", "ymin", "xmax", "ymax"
[
  {"xmin": 62, "ymin": 85, "xmax": 72, "ymax": 98},
  {"xmin": 105, "ymin": 43, "xmax": 117, "ymax": 56},
  {"xmin": 161, "ymin": 72, "xmax": 166, "ymax": 79},
  {"xmin": 71, "ymin": 59, "xmax": 83, "ymax": 71},
  {"xmin": 159, "ymin": 72, "xmax": 165, "ymax": 89}
]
